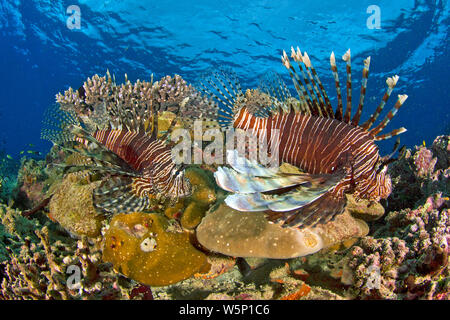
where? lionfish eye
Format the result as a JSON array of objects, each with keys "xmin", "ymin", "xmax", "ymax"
[{"xmin": 376, "ymin": 161, "xmax": 386, "ymax": 174}]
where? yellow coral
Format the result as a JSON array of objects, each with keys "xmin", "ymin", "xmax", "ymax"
[
  {"xmin": 164, "ymin": 167, "xmax": 216, "ymax": 230},
  {"xmin": 103, "ymin": 212, "xmax": 210, "ymax": 287}
]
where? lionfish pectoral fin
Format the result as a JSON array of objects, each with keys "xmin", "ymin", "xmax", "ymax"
[
  {"xmin": 197, "ymin": 67, "xmax": 244, "ymax": 129},
  {"xmin": 267, "ymin": 191, "xmax": 347, "ymax": 229},
  {"xmin": 222, "ymin": 166, "xmax": 345, "ymax": 214},
  {"xmin": 214, "ymin": 165, "xmax": 322, "ymax": 194},
  {"xmin": 93, "ymin": 175, "xmax": 151, "ymax": 214},
  {"xmin": 225, "ymin": 149, "xmax": 278, "ymax": 177}
]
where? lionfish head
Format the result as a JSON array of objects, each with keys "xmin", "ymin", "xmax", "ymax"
[{"xmin": 355, "ymin": 160, "xmax": 392, "ymax": 201}]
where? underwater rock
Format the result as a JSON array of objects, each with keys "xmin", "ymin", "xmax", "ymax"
[
  {"xmin": 102, "ymin": 212, "xmax": 210, "ymax": 287},
  {"xmin": 197, "ymin": 201, "xmax": 370, "ymax": 259},
  {"xmin": 48, "ymin": 173, "xmax": 105, "ymax": 238},
  {"xmin": 14, "ymin": 158, "xmax": 48, "ymax": 209},
  {"xmin": 345, "ymin": 194, "xmax": 385, "ymax": 221},
  {"xmin": 197, "ymin": 203, "xmax": 324, "ymax": 259}
]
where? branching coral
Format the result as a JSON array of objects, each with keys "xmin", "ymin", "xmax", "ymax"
[
  {"xmin": 0, "ymin": 204, "xmax": 139, "ymax": 300},
  {"xmin": 345, "ymin": 193, "xmax": 449, "ymax": 299},
  {"xmin": 55, "ymin": 72, "xmax": 216, "ymax": 133}
]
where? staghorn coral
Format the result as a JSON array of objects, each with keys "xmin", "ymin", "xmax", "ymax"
[
  {"xmin": 102, "ymin": 212, "xmax": 210, "ymax": 287},
  {"xmin": 55, "ymin": 72, "xmax": 216, "ymax": 133}
]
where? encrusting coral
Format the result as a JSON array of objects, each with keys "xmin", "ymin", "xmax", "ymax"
[
  {"xmin": 102, "ymin": 212, "xmax": 210, "ymax": 287},
  {"xmin": 48, "ymin": 173, "xmax": 105, "ymax": 238},
  {"xmin": 196, "ymin": 198, "xmax": 372, "ymax": 259},
  {"xmin": 165, "ymin": 167, "xmax": 217, "ymax": 230}
]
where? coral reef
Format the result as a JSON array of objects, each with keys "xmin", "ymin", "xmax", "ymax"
[
  {"xmin": 0, "ymin": 204, "xmax": 138, "ymax": 299},
  {"xmin": 102, "ymin": 212, "xmax": 210, "ymax": 287},
  {"xmin": 345, "ymin": 193, "xmax": 449, "ymax": 299},
  {"xmin": 387, "ymin": 135, "xmax": 449, "ymax": 212},
  {"xmin": 48, "ymin": 173, "xmax": 105, "ymax": 238}
]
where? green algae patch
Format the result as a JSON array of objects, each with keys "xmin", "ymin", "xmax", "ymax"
[
  {"xmin": 103, "ymin": 212, "xmax": 210, "ymax": 286},
  {"xmin": 48, "ymin": 173, "xmax": 105, "ymax": 237}
]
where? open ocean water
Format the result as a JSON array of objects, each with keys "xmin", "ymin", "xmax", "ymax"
[{"xmin": 0, "ymin": 0, "xmax": 448, "ymax": 158}]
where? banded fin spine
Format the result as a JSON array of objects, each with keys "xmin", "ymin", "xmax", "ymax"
[
  {"xmin": 342, "ymin": 49, "xmax": 352, "ymax": 123},
  {"xmin": 330, "ymin": 52, "xmax": 344, "ymax": 121},
  {"xmin": 301, "ymin": 50, "xmax": 334, "ymax": 117},
  {"xmin": 369, "ymin": 94, "xmax": 408, "ymax": 137},
  {"xmin": 361, "ymin": 75, "xmax": 399, "ymax": 130},
  {"xmin": 352, "ymin": 56, "xmax": 371, "ymax": 126},
  {"xmin": 290, "ymin": 47, "xmax": 324, "ymax": 117}
]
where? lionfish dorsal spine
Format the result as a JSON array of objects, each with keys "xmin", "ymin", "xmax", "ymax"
[
  {"xmin": 352, "ymin": 56, "xmax": 371, "ymax": 126},
  {"xmin": 342, "ymin": 49, "xmax": 353, "ymax": 124}
]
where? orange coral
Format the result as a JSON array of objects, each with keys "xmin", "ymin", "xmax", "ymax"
[{"xmin": 280, "ymin": 283, "xmax": 311, "ymax": 300}]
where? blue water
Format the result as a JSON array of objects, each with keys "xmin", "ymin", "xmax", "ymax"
[{"xmin": 0, "ymin": 0, "xmax": 448, "ymax": 159}]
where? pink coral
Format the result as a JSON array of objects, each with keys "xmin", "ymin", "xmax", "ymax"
[{"xmin": 413, "ymin": 146, "xmax": 437, "ymax": 177}]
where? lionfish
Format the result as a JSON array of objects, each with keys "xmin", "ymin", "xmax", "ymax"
[
  {"xmin": 41, "ymin": 75, "xmax": 197, "ymax": 215},
  {"xmin": 200, "ymin": 47, "xmax": 407, "ymax": 229}
]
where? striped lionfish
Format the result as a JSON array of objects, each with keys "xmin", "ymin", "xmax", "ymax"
[
  {"xmin": 200, "ymin": 47, "xmax": 407, "ymax": 229},
  {"xmin": 41, "ymin": 74, "xmax": 204, "ymax": 214}
]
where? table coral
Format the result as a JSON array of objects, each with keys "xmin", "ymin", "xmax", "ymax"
[{"xmin": 102, "ymin": 212, "xmax": 210, "ymax": 287}]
